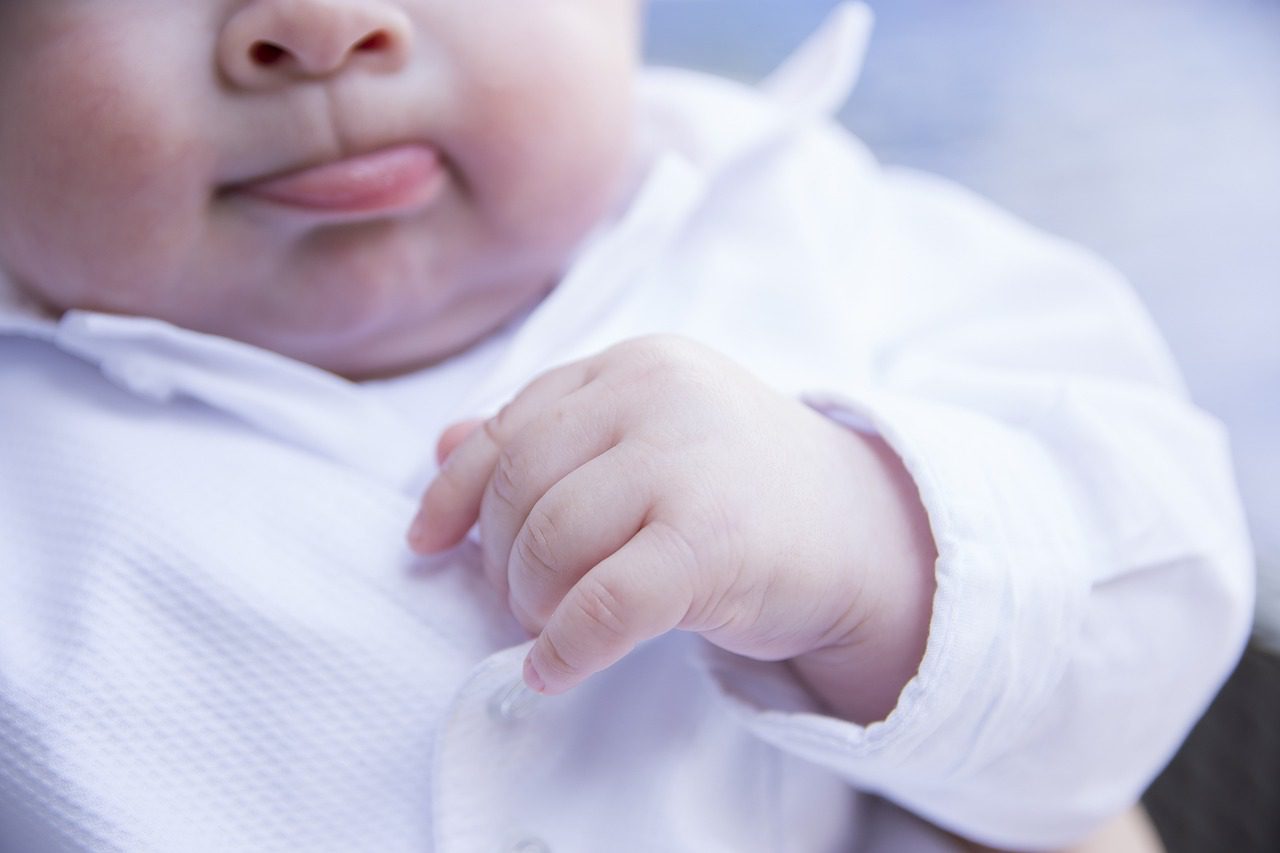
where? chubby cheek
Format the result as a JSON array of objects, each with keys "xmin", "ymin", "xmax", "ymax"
[
  {"xmin": 0, "ymin": 37, "xmax": 213, "ymax": 317},
  {"xmin": 451, "ymin": 24, "xmax": 638, "ymax": 250}
]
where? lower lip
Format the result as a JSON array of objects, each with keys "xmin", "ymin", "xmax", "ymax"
[{"xmin": 236, "ymin": 144, "xmax": 447, "ymax": 216}]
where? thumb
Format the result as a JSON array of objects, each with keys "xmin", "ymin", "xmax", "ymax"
[{"xmin": 436, "ymin": 418, "xmax": 485, "ymax": 466}]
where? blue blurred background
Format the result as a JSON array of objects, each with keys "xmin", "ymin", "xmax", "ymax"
[{"xmin": 646, "ymin": 0, "xmax": 1280, "ymax": 643}]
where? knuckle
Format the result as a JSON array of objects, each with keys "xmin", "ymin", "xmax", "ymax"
[
  {"xmin": 484, "ymin": 405, "xmax": 514, "ymax": 444},
  {"xmin": 537, "ymin": 631, "xmax": 577, "ymax": 681},
  {"xmin": 490, "ymin": 446, "xmax": 523, "ymax": 507},
  {"xmin": 603, "ymin": 336, "xmax": 717, "ymax": 405},
  {"xmin": 645, "ymin": 517, "xmax": 731, "ymax": 633},
  {"xmin": 647, "ymin": 519, "xmax": 701, "ymax": 576},
  {"xmin": 515, "ymin": 508, "xmax": 563, "ymax": 583},
  {"xmin": 608, "ymin": 335, "xmax": 686, "ymax": 371},
  {"xmin": 632, "ymin": 333, "xmax": 694, "ymax": 357},
  {"xmin": 571, "ymin": 576, "xmax": 631, "ymax": 645},
  {"xmin": 546, "ymin": 397, "xmax": 575, "ymax": 428}
]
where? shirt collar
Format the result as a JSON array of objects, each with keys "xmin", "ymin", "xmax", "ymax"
[
  {"xmin": 444, "ymin": 1, "xmax": 874, "ymax": 417},
  {"xmin": 638, "ymin": 1, "xmax": 872, "ymax": 176},
  {"xmin": 0, "ymin": 2, "xmax": 872, "ymax": 475}
]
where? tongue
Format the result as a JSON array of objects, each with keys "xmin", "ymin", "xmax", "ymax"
[{"xmin": 244, "ymin": 144, "xmax": 443, "ymax": 211}]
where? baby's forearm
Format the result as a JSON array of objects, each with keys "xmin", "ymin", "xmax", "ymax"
[{"xmin": 789, "ymin": 433, "xmax": 938, "ymax": 726}]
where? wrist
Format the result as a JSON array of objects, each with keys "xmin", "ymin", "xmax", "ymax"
[{"xmin": 790, "ymin": 431, "xmax": 937, "ymax": 725}]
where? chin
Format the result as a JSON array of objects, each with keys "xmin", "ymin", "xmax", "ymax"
[
  {"xmin": 251, "ymin": 309, "xmax": 422, "ymax": 377},
  {"xmin": 257, "ymin": 290, "xmax": 477, "ymax": 379},
  {"xmin": 220, "ymin": 229, "xmax": 554, "ymax": 378}
]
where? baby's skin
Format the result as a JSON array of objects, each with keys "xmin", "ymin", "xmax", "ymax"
[
  {"xmin": 0, "ymin": 0, "xmax": 639, "ymax": 378},
  {"xmin": 0, "ymin": 0, "xmax": 935, "ymax": 727},
  {"xmin": 0, "ymin": 1, "xmax": 1152, "ymax": 848},
  {"xmin": 409, "ymin": 335, "xmax": 937, "ymax": 725}
]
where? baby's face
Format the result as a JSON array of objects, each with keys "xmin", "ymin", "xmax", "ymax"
[{"xmin": 0, "ymin": 1, "xmax": 640, "ymax": 377}]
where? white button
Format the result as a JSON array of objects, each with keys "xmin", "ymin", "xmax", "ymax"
[
  {"xmin": 509, "ymin": 838, "xmax": 551, "ymax": 853},
  {"xmin": 487, "ymin": 679, "xmax": 540, "ymax": 724}
]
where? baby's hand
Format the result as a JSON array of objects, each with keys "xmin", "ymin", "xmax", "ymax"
[{"xmin": 409, "ymin": 336, "xmax": 935, "ymax": 723}]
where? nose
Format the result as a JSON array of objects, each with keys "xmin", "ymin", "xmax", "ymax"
[{"xmin": 219, "ymin": 0, "xmax": 412, "ymax": 89}]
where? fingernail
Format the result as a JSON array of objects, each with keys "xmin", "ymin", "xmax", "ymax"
[{"xmin": 523, "ymin": 654, "xmax": 546, "ymax": 694}]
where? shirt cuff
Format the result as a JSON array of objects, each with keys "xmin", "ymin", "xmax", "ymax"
[{"xmin": 692, "ymin": 388, "xmax": 1097, "ymax": 845}]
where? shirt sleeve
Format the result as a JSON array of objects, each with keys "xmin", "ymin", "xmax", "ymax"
[{"xmin": 697, "ymin": 167, "xmax": 1255, "ymax": 850}]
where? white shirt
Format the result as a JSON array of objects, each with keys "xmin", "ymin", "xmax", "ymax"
[{"xmin": 0, "ymin": 5, "xmax": 1254, "ymax": 851}]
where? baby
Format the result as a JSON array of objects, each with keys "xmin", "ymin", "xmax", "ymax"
[{"xmin": 0, "ymin": 1, "xmax": 1253, "ymax": 852}]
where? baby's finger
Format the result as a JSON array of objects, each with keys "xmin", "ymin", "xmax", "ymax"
[
  {"xmin": 476, "ymin": 388, "xmax": 620, "ymax": 602},
  {"xmin": 436, "ymin": 419, "xmax": 484, "ymax": 466},
  {"xmin": 505, "ymin": 441, "xmax": 655, "ymax": 630},
  {"xmin": 409, "ymin": 361, "xmax": 593, "ymax": 553},
  {"xmin": 524, "ymin": 522, "xmax": 696, "ymax": 695}
]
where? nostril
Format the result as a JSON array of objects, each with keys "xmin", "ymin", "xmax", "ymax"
[
  {"xmin": 250, "ymin": 41, "xmax": 288, "ymax": 66},
  {"xmin": 355, "ymin": 32, "xmax": 391, "ymax": 53},
  {"xmin": 238, "ymin": 29, "xmax": 397, "ymax": 79}
]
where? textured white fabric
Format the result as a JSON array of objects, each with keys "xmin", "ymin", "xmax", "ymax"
[{"xmin": 0, "ymin": 4, "xmax": 1253, "ymax": 851}]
